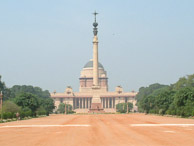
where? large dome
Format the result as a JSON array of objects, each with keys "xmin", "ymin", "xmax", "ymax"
[{"xmin": 83, "ymin": 60, "xmax": 104, "ymax": 69}]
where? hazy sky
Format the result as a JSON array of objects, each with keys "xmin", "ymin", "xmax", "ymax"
[{"xmin": 0, "ymin": 0, "xmax": 194, "ymax": 93}]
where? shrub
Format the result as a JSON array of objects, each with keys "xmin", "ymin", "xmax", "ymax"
[
  {"xmin": 6, "ymin": 112, "xmax": 13, "ymax": 119},
  {"xmin": 67, "ymin": 111, "xmax": 76, "ymax": 114},
  {"xmin": 25, "ymin": 110, "xmax": 32, "ymax": 117},
  {"xmin": 36, "ymin": 106, "xmax": 46, "ymax": 116},
  {"xmin": 3, "ymin": 113, "xmax": 8, "ymax": 119},
  {"xmin": 19, "ymin": 111, "xmax": 25, "ymax": 119},
  {"xmin": 19, "ymin": 107, "xmax": 33, "ymax": 119},
  {"xmin": 159, "ymin": 109, "xmax": 165, "ymax": 115},
  {"xmin": 3, "ymin": 101, "xmax": 21, "ymax": 113}
]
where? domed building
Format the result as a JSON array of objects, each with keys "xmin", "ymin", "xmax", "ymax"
[
  {"xmin": 80, "ymin": 59, "xmax": 108, "ymax": 92},
  {"xmin": 51, "ymin": 13, "xmax": 137, "ymax": 113}
]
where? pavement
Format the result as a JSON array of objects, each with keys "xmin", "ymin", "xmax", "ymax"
[{"xmin": 0, "ymin": 113, "xmax": 194, "ymax": 146}]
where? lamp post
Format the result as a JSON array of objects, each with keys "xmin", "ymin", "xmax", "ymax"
[{"xmin": 0, "ymin": 91, "xmax": 3, "ymax": 120}]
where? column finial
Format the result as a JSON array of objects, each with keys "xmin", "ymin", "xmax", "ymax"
[
  {"xmin": 93, "ymin": 11, "xmax": 98, "ymax": 36},
  {"xmin": 93, "ymin": 11, "xmax": 98, "ymax": 23}
]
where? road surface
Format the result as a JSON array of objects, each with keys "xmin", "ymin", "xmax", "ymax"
[{"xmin": 0, "ymin": 113, "xmax": 194, "ymax": 146}]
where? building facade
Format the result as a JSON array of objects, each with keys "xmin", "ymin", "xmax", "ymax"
[{"xmin": 51, "ymin": 13, "xmax": 137, "ymax": 113}]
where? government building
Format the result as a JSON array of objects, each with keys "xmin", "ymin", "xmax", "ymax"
[{"xmin": 51, "ymin": 13, "xmax": 137, "ymax": 113}]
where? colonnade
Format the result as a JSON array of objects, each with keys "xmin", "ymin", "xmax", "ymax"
[
  {"xmin": 72, "ymin": 97, "xmax": 131, "ymax": 109},
  {"xmin": 73, "ymin": 98, "xmax": 92, "ymax": 109},
  {"xmin": 101, "ymin": 97, "xmax": 115, "ymax": 109}
]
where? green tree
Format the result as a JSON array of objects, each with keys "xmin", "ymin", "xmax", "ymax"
[
  {"xmin": 136, "ymin": 83, "xmax": 169, "ymax": 112},
  {"xmin": 40, "ymin": 98, "xmax": 55, "ymax": 115},
  {"xmin": 14, "ymin": 93, "xmax": 39, "ymax": 115},
  {"xmin": 36, "ymin": 106, "xmax": 46, "ymax": 116},
  {"xmin": 116, "ymin": 102, "xmax": 133, "ymax": 113},
  {"xmin": 57, "ymin": 103, "xmax": 73, "ymax": 114},
  {"xmin": 10, "ymin": 85, "xmax": 50, "ymax": 99},
  {"xmin": 173, "ymin": 87, "xmax": 194, "ymax": 117},
  {"xmin": 137, "ymin": 73, "xmax": 194, "ymax": 117},
  {"xmin": 0, "ymin": 75, "xmax": 11, "ymax": 100},
  {"xmin": 173, "ymin": 74, "xmax": 194, "ymax": 90}
]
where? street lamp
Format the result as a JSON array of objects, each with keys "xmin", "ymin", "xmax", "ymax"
[{"xmin": 0, "ymin": 91, "xmax": 3, "ymax": 120}]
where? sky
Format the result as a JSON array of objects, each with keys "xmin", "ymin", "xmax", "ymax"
[{"xmin": 0, "ymin": 0, "xmax": 194, "ymax": 93}]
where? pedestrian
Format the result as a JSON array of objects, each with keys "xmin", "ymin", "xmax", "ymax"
[{"xmin": 16, "ymin": 112, "xmax": 20, "ymax": 120}]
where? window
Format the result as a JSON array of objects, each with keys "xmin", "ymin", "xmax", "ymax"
[{"xmin": 60, "ymin": 98, "xmax": 64, "ymax": 103}]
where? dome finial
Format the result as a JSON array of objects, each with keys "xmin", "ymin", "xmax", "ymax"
[{"xmin": 93, "ymin": 11, "xmax": 98, "ymax": 36}]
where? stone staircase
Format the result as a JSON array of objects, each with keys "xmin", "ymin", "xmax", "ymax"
[{"xmin": 88, "ymin": 103, "xmax": 105, "ymax": 113}]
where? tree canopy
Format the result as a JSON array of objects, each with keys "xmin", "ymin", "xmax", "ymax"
[
  {"xmin": 10, "ymin": 85, "xmax": 50, "ymax": 99},
  {"xmin": 14, "ymin": 93, "xmax": 40, "ymax": 113},
  {"xmin": 137, "ymin": 73, "xmax": 194, "ymax": 117}
]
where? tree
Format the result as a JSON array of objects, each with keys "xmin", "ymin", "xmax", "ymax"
[
  {"xmin": 40, "ymin": 98, "xmax": 55, "ymax": 115},
  {"xmin": 10, "ymin": 85, "xmax": 50, "ymax": 99},
  {"xmin": 0, "ymin": 75, "xmax": 4, "ymax": 91},
  {"xmin": 0, "ymin": 75, "xmax": 11, "ymax": 100},
  {"xmin": 136, "ymin": 83, "xmax": 169, "ymax": 102},
  {"xmin": 173, "ymin": 74, "xmax": 194, "ymax": 90},
  {"xmin": 57, "ymin": 103, "xmax": 73, "ymax": 114},
  {"xmin": 116, "ymin": 102, "xmax": 133, "ymax": 113},
  {"xmin": 137, "ymin": 83, "xmax": 169, "ymax": 112},
  {"xmin": 14, "ymin": 93, "xmax": 39, "ymax": 115},
  {"xmin": 137, "ymin": 73, "xmax": 194, "ymax": 117},
  {"xmin": 173, "ymin": 87, "xmax": 194, "ymax": 117}
]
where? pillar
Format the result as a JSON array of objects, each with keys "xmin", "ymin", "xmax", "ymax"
[
  {"xmin": 81, "ymin": 98, "xmax": 83, "ymax": 109},
  {"xmin": 87, "ymin": 98, "xmax": 88, "ymax": 108},
  {"xmin": 105, "ymin": 98, "xmax": 106, "ymax": 108},
  {"xmin": 103, "ymin": 98, "xmax": 105, "ymax": 108},
  {"xmin": 84, "ymin": 98, "xmax": 87, "ymax": 109},
  {"xmin": 108, "ymin": 98, "xmax": 109, "ymax": 108},
  {"xmin": 93, "ymin": 36, "xmax": 99, "ymax": 86},
  {"xmin": 79, "ymin": 98, "xmax": 80, "ymax": 109},
  {"xmin": 88, "ymin": 98, "xmax": 90, "ymax": 109},
  {"xmin": 110, "ymin": 97, "xmax": 112, "ymax": 108}
]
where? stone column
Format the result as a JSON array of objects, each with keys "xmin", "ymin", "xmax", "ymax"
[
  {"xmin": 93, "ymin": 36, "xmax": 99, "ymax": 86},
  {"xmin": 90, "ymin": 98, "xmax": 92, "ymax": 108},
  {"xmin": 86, "ymin": 98, "xmax": 88, "ymax": 108},
  {"xmin": 81, "ymin": 98, "xmax": 83, "ymax": 109},
  {"xmin": 88, "ymin": 98, "xmax": 90, "ymax": 109},
  {"xmin": 114, "ymin": 97, "xmax": 116, "ymax": 109},
  {"xmin": 83, "ymin": 98, "xmax": 84, "ymax": 108},
  {"xmin": 73, "ymin": 98, "xmax": 75, "ymax": 109},
  {"xmin": 112, "ymin": 98, "xmax": 113, "ymax": 109},
  {"xmin": 106, "ymin": 98, "xmax": 108, "ymax": 108},
  {"xmin": 105, "ymin": 98, "xmax": 106, "ymax": 108},
  {"xmin": 108, "ymin": 98, "xmax": 109, "ymax": 108},
  {"xmin": 78, "ymin": 98, "xmax": 80, "ymax": 109},
  {"xmin": 84, "ymin": 98, "xmax": 85, "ymax": 108},
  {"xmin": 110, "ymin": 98, "xmax": 112, "ymax": 108},
  {"xmin": 88, "ymin": 98, "xmax": 89, "ymax": 108},
  {"xmin": 102, "ymin": 98, "xmax": 103, "ymax": 108}
]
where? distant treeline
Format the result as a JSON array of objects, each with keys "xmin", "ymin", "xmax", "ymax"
[
  {"xmin": 137, "ymin": 74, "xmax": 194, "ymax": 117},
  {"xmin": 0, "ymin": 75, "xmax": 55, "ymax": 120}
]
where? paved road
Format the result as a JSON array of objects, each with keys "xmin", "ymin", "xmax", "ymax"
[{"xmin": 0, "ymin": 114, "xmax": 194, "ymax": 146}]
